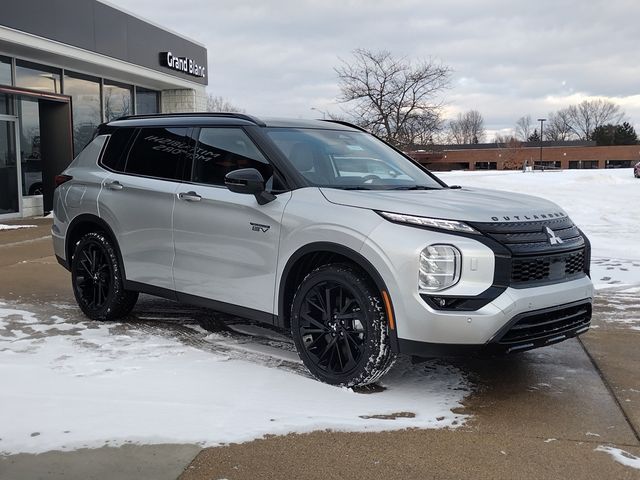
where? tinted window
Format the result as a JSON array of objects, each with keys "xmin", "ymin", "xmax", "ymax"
[
  {"xmin": 64, "ymin": 73, "xmax": 101, "ymax": 156},
  {"xmin": 135, "ymin": 87, "xmax": 159, "ymax": 115},
  {"xmin": 15, "ymin": 60, "xmax": 60, "ymax": 93},
  {"xmin": 101, "ymin": 128, "xmax": 136, "ymax": 172},
  {"xmin": 125, "ymin": 128, "xmax": 191, "ymax": 180},
  {"xmin": 193, "ymin": 128, "xmax": 271, "ymax": 186},
  {"xmin": 104, "ymin": 81, "xmax": 133, "ymax": 121},
  {"xmin": 0, "ymin": 56, "xmax": 11, "ymax": 86}
]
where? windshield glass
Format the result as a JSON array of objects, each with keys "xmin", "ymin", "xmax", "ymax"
[{"xmin": 265, "ymin": 128, "xmax": 445, "ymax": 190}]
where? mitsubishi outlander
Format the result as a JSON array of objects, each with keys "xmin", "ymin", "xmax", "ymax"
[{"xmin": 52, "ymin": 113, "xmax": 594, "ymax": 387}]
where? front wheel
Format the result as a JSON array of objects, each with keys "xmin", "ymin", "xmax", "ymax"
[
  {"xmin": 290, "ymin": 263, "xmax": 395, "ymax": 387},
  {"xmin": 71, "ymin": 232, "xmax": 138, "ymax": 320}
]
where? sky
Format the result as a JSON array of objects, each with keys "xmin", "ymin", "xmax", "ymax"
[{"xmin": 108, "ymin": 0, "xmax": 640, "ymax": 140}]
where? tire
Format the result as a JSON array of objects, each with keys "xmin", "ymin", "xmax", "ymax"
[
  {"xmin": 290, "ymin": 263, "xmax": 395, "ymax": 387},
  {"xmin": 71, "ymin": 232, "xmax": 138, "ymax": 321}
]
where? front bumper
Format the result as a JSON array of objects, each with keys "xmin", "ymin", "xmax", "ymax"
[{"xmin": 399, "ymin": 298, "xmax": 592, "ymax": 357}]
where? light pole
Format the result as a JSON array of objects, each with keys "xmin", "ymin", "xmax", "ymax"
[
  {"xmin": 310, "ymin": 107, "xmax": 326, "ymax": 119},
  {"xmin": 537, "ymin": 118, "xmax": 546, "ymax": 168}
]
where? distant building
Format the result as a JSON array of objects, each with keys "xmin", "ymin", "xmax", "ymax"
[{"xmin": 407, "ymin": 141, "xmax": 640, "ymax": 171}]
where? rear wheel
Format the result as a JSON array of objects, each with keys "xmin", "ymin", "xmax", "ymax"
[
  {"xmin": 290, "ymin": 263, "xmax": 395, "ymax": 387},
  {"xmin": 71, "ymin": 232, "xmax": 138, "ymax": 320}
]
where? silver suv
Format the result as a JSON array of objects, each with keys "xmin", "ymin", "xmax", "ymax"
[{"xmin": 52, "ymin": 113, "xmax": 594, "ymax": 387}]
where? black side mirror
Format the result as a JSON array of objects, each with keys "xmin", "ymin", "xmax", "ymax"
[{"xmin": 225, "ymin": 168, "xmax": 276, "ymax": 205}]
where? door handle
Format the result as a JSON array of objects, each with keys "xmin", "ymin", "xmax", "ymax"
[
  {"xmin": 106, "ymin": 181, "xmax": 123, "ymax": 190},
  {"xmin": 178, "ymin": 191, "xmax": 202, "ymax": 202}
]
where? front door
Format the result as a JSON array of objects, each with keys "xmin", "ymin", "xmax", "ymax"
[
  {"xmin": 0, "ymin": 115, "xmax": 21, "ymax": 218},
  {"xmin": 172, "ymin": 127, "xmax": 291, "ymax": 318}
]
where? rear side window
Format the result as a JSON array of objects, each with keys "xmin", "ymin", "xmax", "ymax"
[
  {"xmin": 192, "ymin": 127, "xmax": 272, "ymax": 186},
  {"xmin": 125, "ymin": 127, "xmax": 192, "ymax": 181},
  {"xmin": 100, "ymin": 128, "xmax": 136, "ymax": 172}
]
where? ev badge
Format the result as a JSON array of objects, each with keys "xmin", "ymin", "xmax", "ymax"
[
  {"xmin": 544, "ymin": 226, "xmax": 563, "ymax": 245},
  {"xmin": 250, "ymin": 222, "xmax": 270, "ymax": 233}
]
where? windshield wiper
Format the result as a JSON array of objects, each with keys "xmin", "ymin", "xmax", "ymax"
[
  {"xmin": 389, "ymin": 185, "xmax": 440, "ymax": 191},
  {"xmin": 342, "ymin": 186, "xmax": 373, "ymax": 190}
]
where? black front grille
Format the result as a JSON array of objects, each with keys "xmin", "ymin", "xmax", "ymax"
[
  {"xmin": 497, "ymin": 302, "xmax": 591, "ymax": 347},
  {"xmin": 511, "ymin": 249, "xmax": 585, "ymax": 285},
  {"xmin": 470, "ymin": 217, "xmax": 589, "ymax": 287}
]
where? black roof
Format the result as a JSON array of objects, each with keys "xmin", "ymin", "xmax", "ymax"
[{"xmin": 106, "ymin": 113, "xmax": 361, "ymax": 131}]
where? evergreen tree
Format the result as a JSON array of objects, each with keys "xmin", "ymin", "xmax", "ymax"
[
  {"xmin": 528, "ymin": 129, "xmax": 540, "ymax": 142},
  {"xmin": 614, "ymin": 122, "xmax": 638, "ymax": 145},
  {"xmin": 593, "ymin": 122, "xmax": 638, "ymax": 145},
  {"xmin": 592, "ymin": 124, "xmax": 617, "ymax": 145}
]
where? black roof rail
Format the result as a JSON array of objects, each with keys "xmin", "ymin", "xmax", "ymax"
[
  {"xmin": 113, "ymin": 112, "xmax": 266, "ymax": 127},
  {"xmin": 320, "ymin": 119, "xmax": 368, "ymax": 132}
]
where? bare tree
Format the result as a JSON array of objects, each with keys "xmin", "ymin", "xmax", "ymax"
[
  {"xmin": 565, "ymin": 99, "xmax": 624, "ymax": 140},
  {"xmin": 335, "ymin": 48, "xmax": 452, "ymax": 148},
  {"xmin": 544, "ymin": 109, "xmax": 574, "ymax": 141},
  {"xmin": 448, "ymin": 110, "xmax": 486, "ymax": 144},
  {"xmin": 207, "ymin": 94, "xmax": 244, "ymax": 113},
  {"xmin": 515, "ymin": 115, "xmax": 532, "ymax": 142},
  {"xmin": 493, "ymin": 134, "xmax": 524, "ymax": 170},
  {"xmin": 402, "ymin": 111, "xmax": 442, "ymax": 146}
]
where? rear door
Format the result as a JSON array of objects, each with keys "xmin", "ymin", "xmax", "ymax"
[
  {"xmin": 98, "ymin": 126, "xmax": 193, "ymax": 291},
  {"xmin": 172, "ymin": 127, "xmax": 291, "ymax": 318}
]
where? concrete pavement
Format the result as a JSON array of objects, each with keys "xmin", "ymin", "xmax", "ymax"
[{"xmin": 0, "ymin": 218, "xmax": 639, "ymax": 479}]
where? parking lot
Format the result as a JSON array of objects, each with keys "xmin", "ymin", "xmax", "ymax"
[{"xmin": 0, "ymin": 217, "xmax": 639, "ymax": 479}]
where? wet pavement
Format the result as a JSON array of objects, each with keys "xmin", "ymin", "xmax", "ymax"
[{"xmin": 1, "ymin": 218, "xmax": 639, "ymax": 479}]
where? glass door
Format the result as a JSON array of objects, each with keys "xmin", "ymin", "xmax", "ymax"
[{"xmin": 0, "ymin": 115, "xmax": 21, "ymax": 217}]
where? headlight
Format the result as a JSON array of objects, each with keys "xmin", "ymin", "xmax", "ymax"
[
  {"xmin": 419, "ymin": 245, "xmax": 461, "ymax": 291},
  {"xmin": 378, "ymin": 211, "xmax": 478, "ymax": 234}
]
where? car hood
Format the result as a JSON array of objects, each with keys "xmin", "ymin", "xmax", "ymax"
[{"xmin": 319, "ymin": 186, "xmax": 567, "ymax": 223}]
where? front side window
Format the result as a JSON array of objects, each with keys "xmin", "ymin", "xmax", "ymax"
[
  {"xmin": 266, "ymin": 128, "xmax": 444, "ymax": 190},
  {"xmin": 125, "ymin": 127, "xmax": 191, "ymax": 181},
  {"xmin": 192, "ymin": 127, "xmax": 272, "ymax": 186}
]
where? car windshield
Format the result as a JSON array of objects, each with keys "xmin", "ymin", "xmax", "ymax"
[{"xmin": 265, "ymin": 127, "xmax": 445, "ymax": 190}]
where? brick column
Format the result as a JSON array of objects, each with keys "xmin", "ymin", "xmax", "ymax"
[{"xmin": 161, "ymin": 88, "xmax": 208, "ymax": 113}]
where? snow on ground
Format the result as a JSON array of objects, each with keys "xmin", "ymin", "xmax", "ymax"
[
  {"xmin": 595, "ymin": 445, "xmax": 640, "ymax": 470},
  {"xmin": 0, "ymin": 301, "xmax": 469, "ymax": 455},
  {"xmin": 439, "ymin": 168, "xmax": 640, "ymax": 290},
  {"xmin": 0, "ymin": 224, "xmax": 36, "ymax": 231}
]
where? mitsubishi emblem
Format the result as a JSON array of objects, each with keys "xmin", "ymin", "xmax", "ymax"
[{"xmin": 544, "ymin": 226, "xmax": 563, "ymax": 245}]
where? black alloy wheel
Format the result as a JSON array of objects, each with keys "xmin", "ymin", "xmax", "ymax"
[
  {"xmin": 71, "ymin": 232, "xmax": 138, "ymax": 320},
  {"xmin": 291, "ymin": 263, "xmax": 395, "ymax": 387}
]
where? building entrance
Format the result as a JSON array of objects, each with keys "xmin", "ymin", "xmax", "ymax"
[
  {"xmin": 0, "ymin": 86, "xmax": 73, "ymax": 218},
  {"xmin": 0, "ymin": 114, "xmax": 19, "ymax": 216}
]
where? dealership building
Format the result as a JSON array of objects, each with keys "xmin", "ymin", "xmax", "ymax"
[
  {"xmin": 0, "ymin": 0, "xmax": 208, "ymax": 219},
  {"xmin": 408, "ymin": 141, "xmax": 640, "ymax": 171}
]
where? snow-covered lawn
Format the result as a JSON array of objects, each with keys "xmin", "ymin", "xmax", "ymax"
[{"xmin": 0, "ymin": 168, "xmax": 637, "ymax": 455}]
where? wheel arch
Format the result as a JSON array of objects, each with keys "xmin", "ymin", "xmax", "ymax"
[
  {"xmin": 278, "ymin": 242, "xmax": 399, "ymax": 351},
  {"xmin": 65, "ymin": 214, "xmax": 126, "ymax": 279}
]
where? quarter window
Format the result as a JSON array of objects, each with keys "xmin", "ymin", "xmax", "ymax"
[
  {"xmin": 125, "ymin": 127, "xmax": 191, "ymax": 180},
  {"xmin": 193, "ymin": 128, "xmax": 272, "ymax": 186},
  {"xmin": 101, "ymin": 128, "xmax": 136, "ymax": 172}
]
